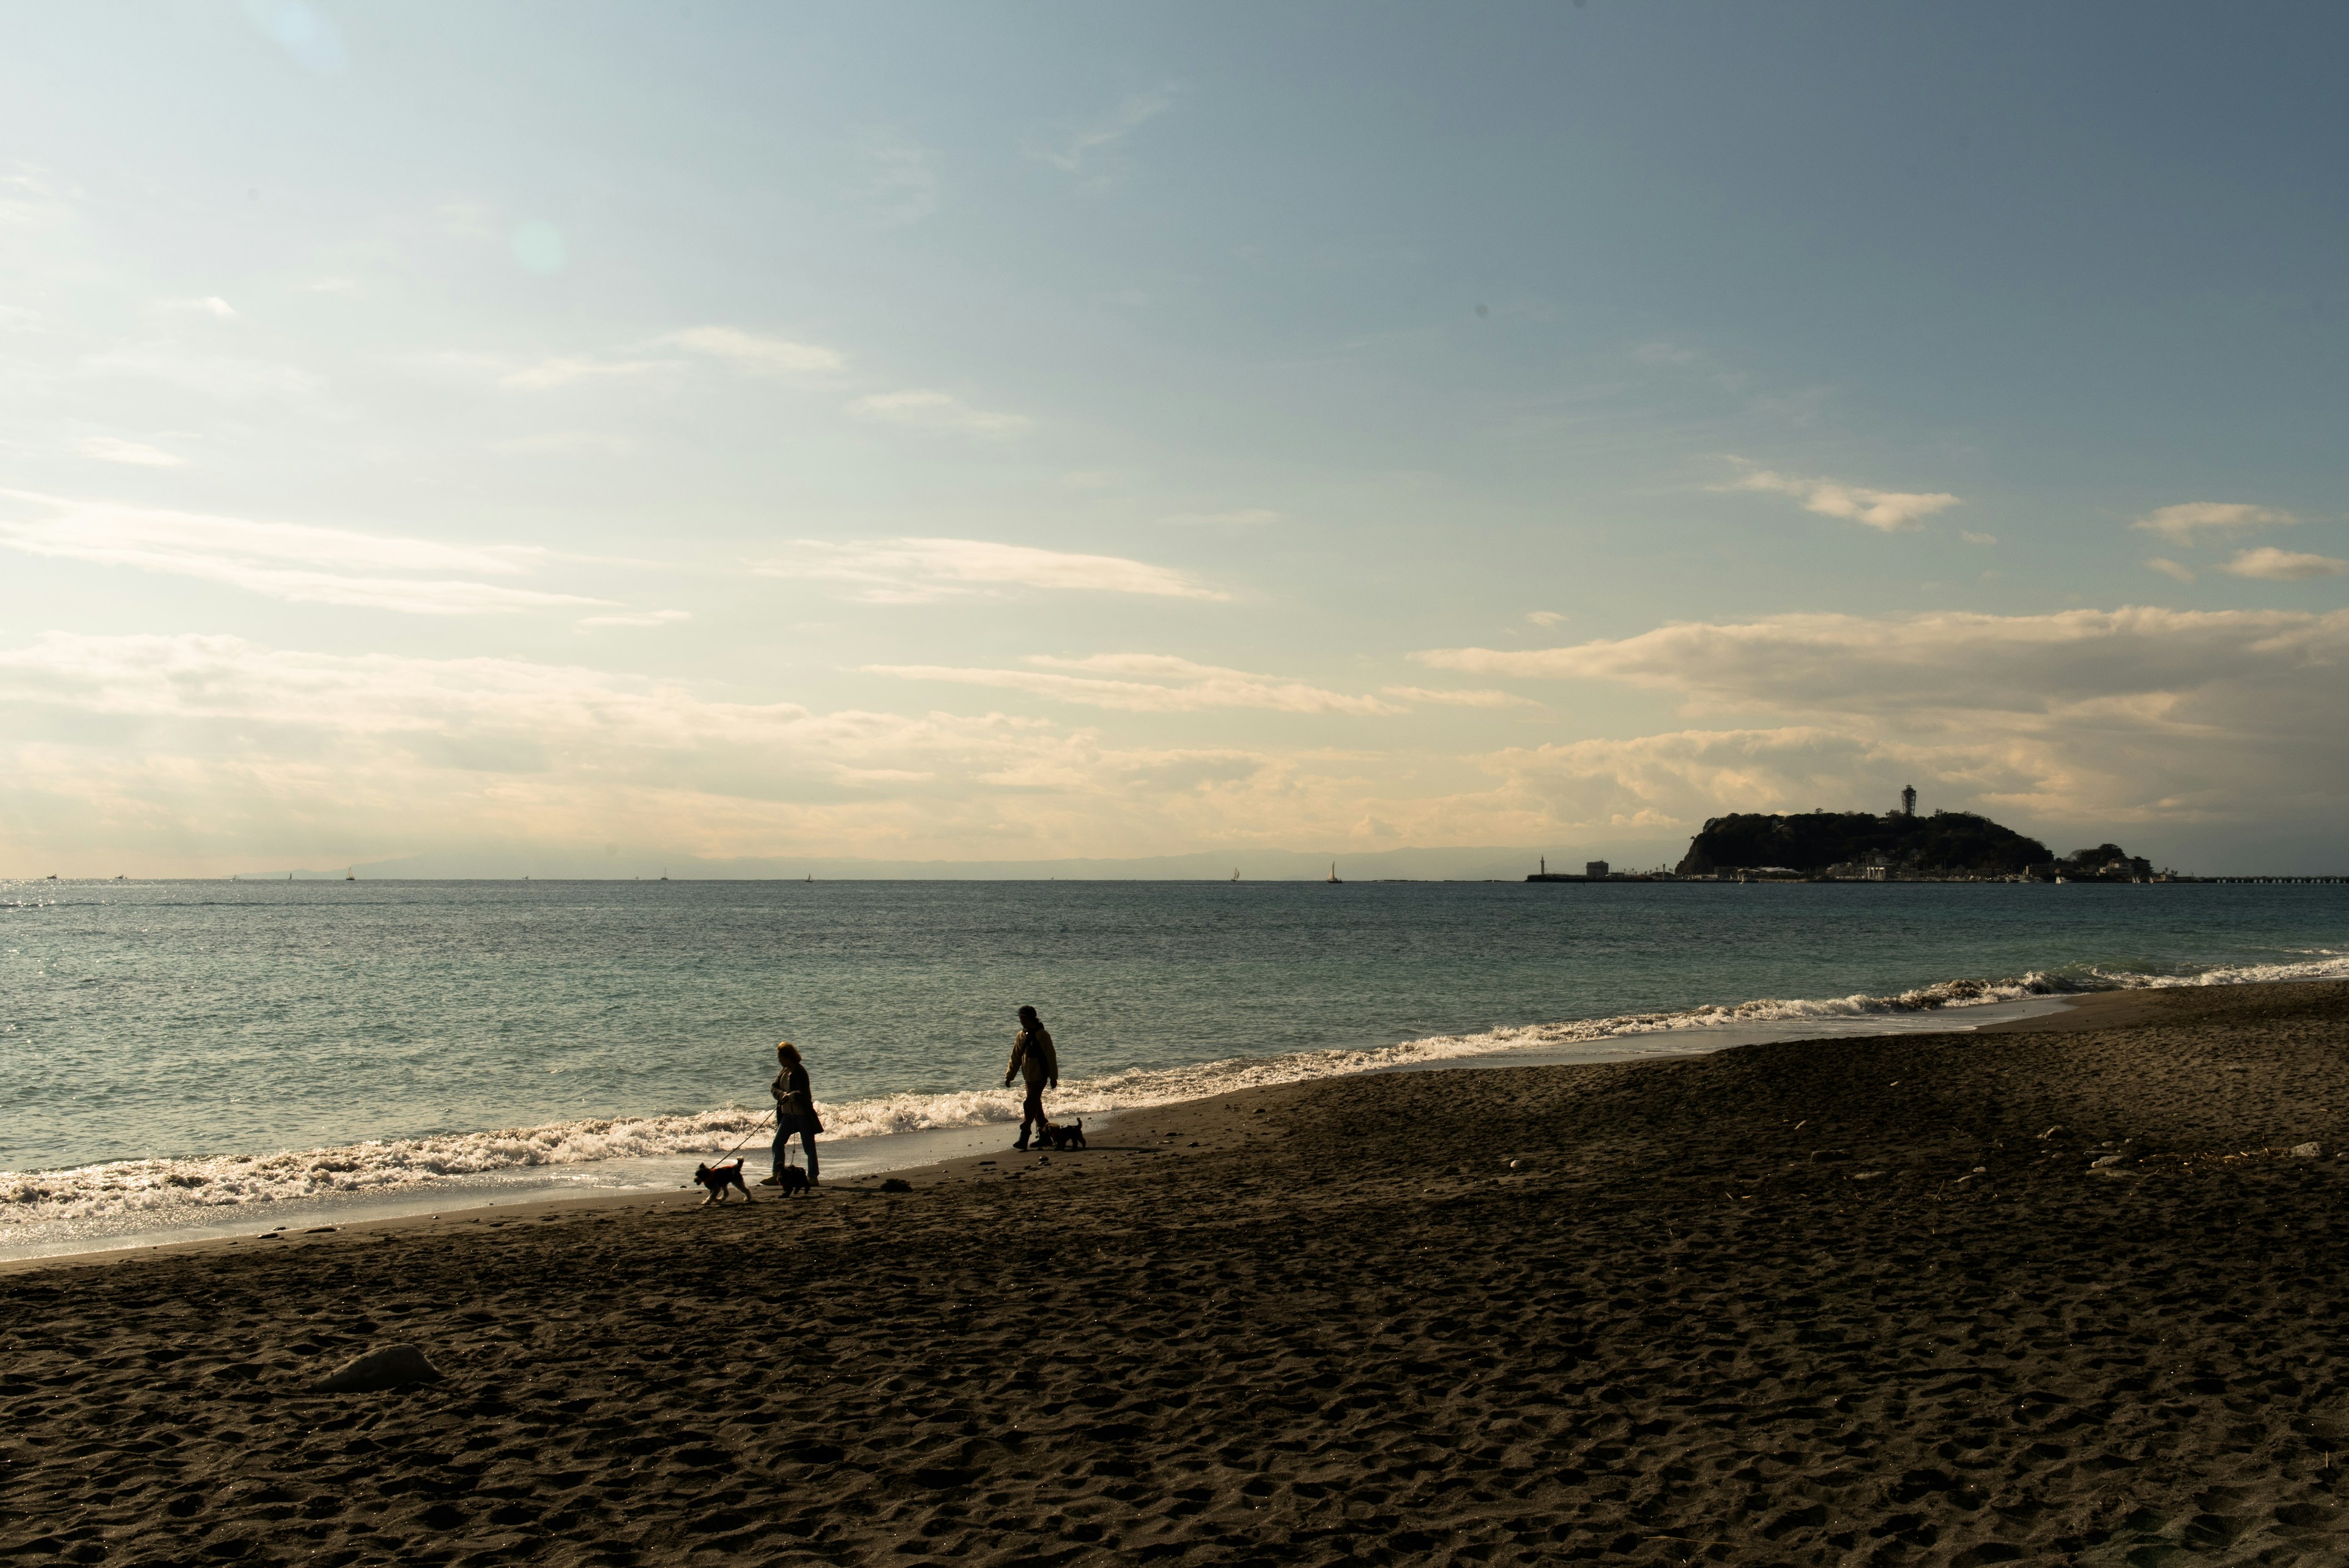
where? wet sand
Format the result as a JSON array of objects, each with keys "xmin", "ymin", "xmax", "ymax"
[{"xmin": 5, "ymin": 981, "xmax": 2347, "ymax": 1566}]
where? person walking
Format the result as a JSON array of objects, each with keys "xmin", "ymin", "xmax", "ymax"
[
  {"xmin": 762, "ymin": 1040, "xmax": 822, "ymax": 1187},
  {"xmin": 1004, "ymin": 1005, "xmax": 1058, "ymax": 1152}
]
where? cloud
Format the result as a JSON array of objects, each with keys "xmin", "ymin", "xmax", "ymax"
[
  {"xmin": 844, "ymin": 388, "xmax": 1030, "ymax": 437},
  {"xmin": 1724, "ymin": 469, "xmax": 1960, "ymax": 532},
  {"xmin": 160, "ymin": 295, "xmax": 238, "ymax": 319},
  {"xmin": 580, "ymin": 609, "xmax": 692, "ymax": 628},
  {"xmin": 85, "ymin": 347, "xmax": 322, "ymax": 399},
  {"xmin": 1381, "ymin": 686, "xmax": 1537, "ymax": 709},
  {"xmin": 757, "ymin": 537, "xmax": 1222, "ymax": 604},
  {"xmin": 1033, "ymin": 86, "xmax": 1177, "ymax": 185},
  {"xmin": 0, "ymin": 491, "xmax": 601, "ymax": 615},
  {"xmin": 75, "ymin": 436, "xmax": 184, "ymax": 467},
  {"xmin": 1961, "ymin": 531, "xmax": 1998, "ymax": 546},
  {"xmin": 867, "ymin": 654, "xmax": 1400, "ymax": 715},
  {"xmin": 2147, "ymin": 557, "xmax": 2197, "ymax": 584},
  {"xmin": 1526, "ymin": 611, "xmax": 1567, "ymax": 627},
  {"xmin": 2219, "ymin": 547, "xmax": 2348, "ymax": 581},
  {"xmin": 2132, "ymin": 502, "xmax": 2296, "ymax": 544},
  {"xmin": 659, "ymin": 326, "xmax": 844, "ymax": 377},
  {"xmin": 1422, "ymin": 606, "xmax": 2349, "ymax": 829},
  {"xmin": 856, "ymin": 128, "xmax": 940, "ymax": 225}
]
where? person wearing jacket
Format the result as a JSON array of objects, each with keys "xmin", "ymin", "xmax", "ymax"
[
  {"xmin": 1004, "ymin": 1005, "xmax": 1058, "ymax": 1153},
  {"xmin": 763, "ymin": 1039, "xmax": 822, "ymax": 1186}
]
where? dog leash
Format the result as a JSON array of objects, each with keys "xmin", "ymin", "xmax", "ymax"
[{"xmin": 713, "ymin": 1110, "xmax": 774, "ymax": 1163}]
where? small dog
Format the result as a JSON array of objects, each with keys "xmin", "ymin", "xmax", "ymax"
[
  {"xmin": 692, "ymin": 1159, "xmax": 752, "ymax": 1205},
  {"xmin": 1037, "ymin": 1118, "xmax": 1086, "ymax": 1151},
  {"xmin": 766, "ymin": 1165, "xmax": 812, "ymax": 1197}
]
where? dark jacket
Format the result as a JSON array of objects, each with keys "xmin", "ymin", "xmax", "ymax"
[
  {"xmin": 1006, "ymin": 1028, "xmax": 1058, "ymax": 1088},
  {"xmin": 772, "ymin": 1063, "xmax": 822, "ymax": 1131}
]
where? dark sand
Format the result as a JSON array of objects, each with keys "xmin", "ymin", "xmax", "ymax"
[{"xmin": 6, "ymin": 982, "xmax": 2349, "ymax": 1566}]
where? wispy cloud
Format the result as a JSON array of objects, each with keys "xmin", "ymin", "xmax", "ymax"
[
  {"xmin": 755, "ymin": 538, "xmax": 1222, "ymax": 603},
  {"xmin": 1381, "ymin": 686, "xmax": 1537, "ymax": 709},
  {"xmin": 1526, "ymin": 610, "xmax": 1567, "ymax": 627},
  {"xmin": 75, "ymin": 436, "xmax": 184, "ymax": 468},
  {"xmin": 486, "ymin": 431, "xmax": 636, "ymax": 458},
  {"xmin": 0, "ymin": 492, "xmax": 601, "ymax": 615},
  {"xmin": 1033, "ymin": 86, "xmax": 1177, "ymax": 187},
  {"xmin": 85, "ymin": 347, "xmax": 322, "ymax": 399},
  {"xmin": 1159, "ymin": 508, "xmax": 1283, "ymax": 529},
  {"xmin": 160, "ymin": 295, "xmax": 238, "ymax": 320},
  {"xmin": 580, "ymin": 608, "xmax": 692, "ymax": 628},
  {"xmin": 867, "ymin": 653, "xmax": 1398, "ymax": 715},
  {"xmin": 1961, "ymin": 530, "xmax": 1998, "ymax": 546},
  {"xmin": 659, "ymin": 326, "xmax": 844, "ymax": 376},
  {"xmin": 2132, "ymin": 502, "xmax": 2296, "ymax": 544},
  {"xmin": 844, "ymin": 388, "xmax": 1030, "ymax": 437},
  {"xmin": 1723, "ymin": 468, "xmax": 1959, "ymax": 532},
  {"xmin": 857, "ymin": 128, "xmax": 940, "ymax": 225},
  {"xmin": 2147, "ymin": 557, "xmax": 2197, "ymax": 583},
  {"xmin": 2219, "ymin": 546, "xmax": 2348, "ymax": 581}
]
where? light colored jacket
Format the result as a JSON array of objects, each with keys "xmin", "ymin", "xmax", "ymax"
[{"xmin": 1007, "ymin": 1028, "xmax": 1057, "ymax": 1087}]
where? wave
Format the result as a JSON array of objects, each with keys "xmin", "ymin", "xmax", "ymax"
[{"xmin": 7, "ymin": 949, "xmax": 2345, "ymax": 1228}]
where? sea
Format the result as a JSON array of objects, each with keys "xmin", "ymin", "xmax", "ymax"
[{"xmin": 4, "ymin": 877, "xmax": 2345, "ymax": 1260}]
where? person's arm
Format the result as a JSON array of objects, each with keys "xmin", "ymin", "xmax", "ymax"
[
  {"xmin": 1044, "ymin": 1033, "xmax": 1058, "ymax": 1089},
  {"xmin": 1004, "ymin": 1036, "xmax": 1023, "ymax": 1088}
]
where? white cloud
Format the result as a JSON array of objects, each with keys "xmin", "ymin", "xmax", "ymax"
[
  {"xmin": 580, "ymin": 609, "xmax": 692, "ymax": 628},
  {"xmin": 1724, "ymin": 469, "xmax": 1960, "ymax": 532},
  {"xmin": 1961, "ymin": 530, "xmax": 1998, "ymax": 546},
  {"xmin": 0, "ymin": 304, "xmax": 45, "ymax": 331},
  {"xmin": 2132, "ymin": 502, "xmax": 2296, "ymax": 545},
  {"xmin": 2219, "ymin": 546, "xmax": 2348, "ymax": 581},
  {"xmin": 844, "ymin": 388, "xmax": 1030, "ymax": 437},
  {"xmin": 856, "ymin": 128, "xmax": 940, "ymax": 225},
  {"xmin": 1526, "ymin": 610, "xmax": 1567, "ymax": 626},
  {"xmin": 84, "ymin": 347, "xmax": 322, "ymax": 399},
  {"xmin": 1381, "ymin": 686, "xmax": 1537, "ymax": 709},
  {"xmin": 2147, "ymin": 557, "xmax": 2197, "ymax": 583},
  {"xmin": 867, "ymin": 653, "xmax": 1399, "ymax": 715},
  {"xmin": 757, "ymin": 538, "xmax": 1221, "ymax": 603},
  {"xmin": 1033, "ymin": 86, "xmax": 1177, "ymax": 185},
  {"xmin": 659, "ymin": 326, "xmax": 844, "ymax": 376},
  {"xmin": 160, "ymin": 295, "xmax": 238, "ymax": 319},
  {"xmin": 75, "ymin": 436, "xmax": 184, "ymax": 467},
  {"xmin": 0, "ymin": 492, "xmax": 600, "ymax": 615}
]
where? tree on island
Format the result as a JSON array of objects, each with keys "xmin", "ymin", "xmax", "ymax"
[{"xmin": 1675, "ymin": 809, "xmax": 2052, "ymax": 877}]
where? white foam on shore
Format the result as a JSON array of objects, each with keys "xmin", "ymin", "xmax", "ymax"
[{"xmin": 6, "ymin": 949, "xmax": 2343, "ymax": 1235}]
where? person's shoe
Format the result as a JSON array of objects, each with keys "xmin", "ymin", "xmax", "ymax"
[
  {"xmin": 757, "ymin": 1175, "xmax": 782, "ymax": 1187},
  {"xmin": 1012, "ymin": 1135, "xmax": 1030, "ymax": 1152}
]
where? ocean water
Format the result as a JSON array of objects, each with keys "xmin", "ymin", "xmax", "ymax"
[{"xmin": 4, "ymin": 877, "xmax": 2344, "ymax": 1255}]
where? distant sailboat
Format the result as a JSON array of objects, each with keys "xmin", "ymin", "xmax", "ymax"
[
  {"xmin": 1326, "ymin": 861, "xmax": 1342, "ymax": 885},
  {"xmin": 1231, "ymin": 868, "xmax": 1240, "ymax": 882},
  {"xmin": 346, "ymin": 868, "xmax": 356, "ymax": 882}
]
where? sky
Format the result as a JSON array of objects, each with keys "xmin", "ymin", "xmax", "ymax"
[{"xmin": 3, "ymin": 1, "xmax": 2347, "ymax": 877}]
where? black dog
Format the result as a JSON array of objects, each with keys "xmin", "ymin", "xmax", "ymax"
[
  {"xmin": 692, "ymin": 1159, "xmax": 752, "ymax": 1205},
  {"xmin": 767, "ymin": 1165, "xmax": 812, "ymax": 1197},
  {"xmin": 1037, "ymin": 1118, "xmax": 1086, "ymax": 1151}
]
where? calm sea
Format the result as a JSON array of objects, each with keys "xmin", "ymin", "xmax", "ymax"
[{"xmin": 4, "ymin": 878, "xmax": 2343, "ymax": 1255}]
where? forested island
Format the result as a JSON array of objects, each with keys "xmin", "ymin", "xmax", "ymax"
[{"xmin": 1671, "ymin": 809, "xmax": 2156, "ymax": 882}]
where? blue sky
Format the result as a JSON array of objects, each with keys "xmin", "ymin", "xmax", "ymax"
[{"xmin": 3, "ymin": 2, "xmax": 2346, "ymax": 875}]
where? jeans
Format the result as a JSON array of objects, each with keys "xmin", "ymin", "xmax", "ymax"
[
  {"xmin": 1020, "ymin": 1082, "xmax": 1048, "ymax": 1134},
  {"xmin": 773, "ymin": 1115, "xmax": 819, "ymax": 1183}
]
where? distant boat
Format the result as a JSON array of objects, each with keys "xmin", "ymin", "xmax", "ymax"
[
  {"xmin": 1326, "ymin": 861, "xmax": 1342, "ymax": 885},
  {"xmin": 1231, "ymin": 868, "xmax": 1240, "ymax": 882},
  {"xmin": 806, "ymin": 873, "xmax": 813, "ymax": 882},
  {"xmin": 346, "ymin": 869, "xmax": 356, "ymax": 882}
]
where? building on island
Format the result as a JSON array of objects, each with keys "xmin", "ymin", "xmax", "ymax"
[
  {"xmin": 1899, "ymin": 785, "xmax": 1917, "ymax": 817},
  {"xmin": 1586, "ymin": 860, "xmax": 1609, "ymax": 879}
]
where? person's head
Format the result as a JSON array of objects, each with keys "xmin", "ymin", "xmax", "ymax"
[
  {"xmin": 1017, "ymin": 1005, "xmax": 1039, "ymax": 1031},
  {"xmin": 777, "ymin": 1041, "xmax": 802, "ymax": 1067}
]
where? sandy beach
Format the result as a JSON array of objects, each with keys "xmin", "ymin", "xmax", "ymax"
[{"xmin": 6, "ymin": 979, "xmax": 2347, "ymax": 1566}]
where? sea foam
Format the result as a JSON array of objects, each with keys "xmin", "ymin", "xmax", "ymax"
[{"xmin": 5, "ymin": 949, "xmax": 2343, "ymax": 1228}]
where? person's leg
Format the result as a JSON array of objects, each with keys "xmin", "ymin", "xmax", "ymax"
[
  {"xmin": 799, "ymin": 1126, "xmax": 820, "ymax": 1185},
  {"xmin": 764, "ymin": 1118, "xmax": 790, "ymax": 1184},
  {"xmin": 1015, "ymin": 1083, "xmax": 1039, "ymax": 1149}
]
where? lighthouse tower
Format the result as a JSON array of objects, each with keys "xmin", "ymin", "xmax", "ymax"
[{"xmin": 1900, "ymin": 785, "xmax": 1917, "ymax": 818}]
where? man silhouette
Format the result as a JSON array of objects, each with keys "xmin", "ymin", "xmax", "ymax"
[{"xmin": 1004, "ymin": 1005, "xmax": 1058, "ymax": 1152}]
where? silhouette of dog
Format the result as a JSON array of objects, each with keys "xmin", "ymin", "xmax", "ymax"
[
  {"xmin": 1037, "ymin": 1118, "xmax": 1086, "ymax": 1151},
  {"xmin": 693, "ymin": 1159, "xmax": 752, "ymax": 1205},
  {"xmin": 765, "ymin": 1165, "xmax": 822, "ymax": 1203}
]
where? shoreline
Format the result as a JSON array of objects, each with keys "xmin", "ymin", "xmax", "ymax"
[
  {"xmin": 0, "ymin": 983, "xmax": 2136, "ymax": 1277},
  {"xmin": 7, "ymin": 979, "xmax": 2345, "ymax": 1564},
  {"xmin": 0, "ymin": 986, "xmax": 2097, "ymax": 1270}
]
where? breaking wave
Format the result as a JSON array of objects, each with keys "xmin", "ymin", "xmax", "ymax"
[{"xmin": 7, "ymin": 949, "xmax": 2344, "ymax": 1228}]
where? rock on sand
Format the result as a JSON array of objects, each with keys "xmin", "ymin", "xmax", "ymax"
[{"xmin": 313, "ymin": 1344, "xmax": 442, "ymax": 1393}]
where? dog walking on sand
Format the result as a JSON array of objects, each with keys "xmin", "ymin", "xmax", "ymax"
[
  {"xmin": 1005, "ymin": 1005, "xmax": 1058, "ymax": 1153},
  {"xmin": 762, "ymin": 1040, "xmax": 822, "ymax": 1188}
]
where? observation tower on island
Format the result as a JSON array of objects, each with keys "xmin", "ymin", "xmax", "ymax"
[{"xmin": 1900, "ymin": 785, "xmax": 1917, "ymax": 817}]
